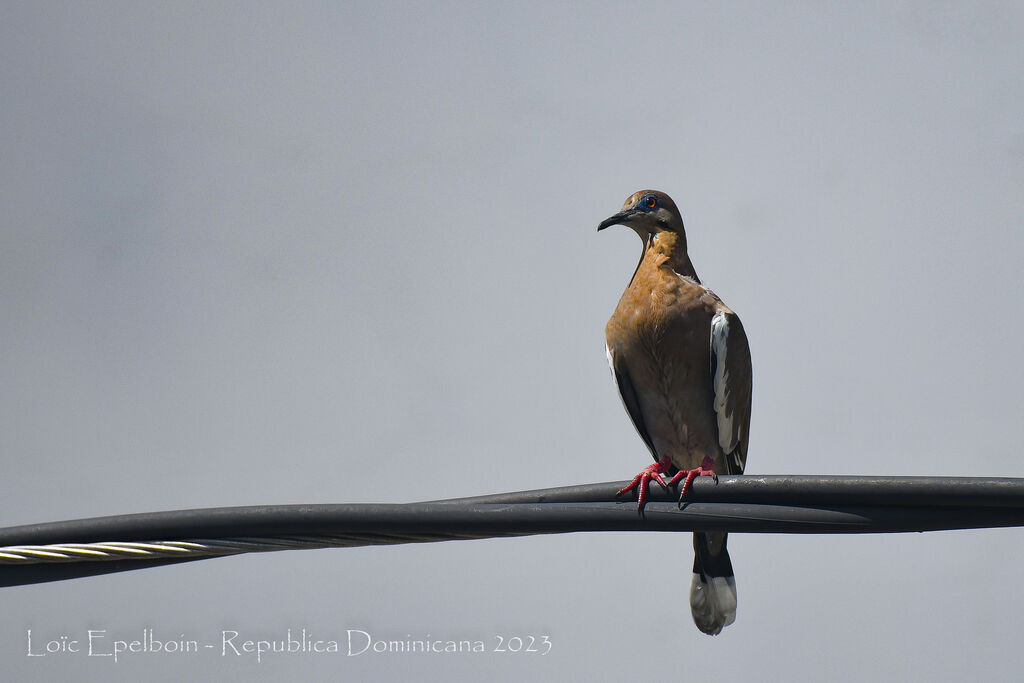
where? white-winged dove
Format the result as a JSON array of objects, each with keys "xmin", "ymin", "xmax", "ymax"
[{"xmin": 599, "ymin": 190, "xmax": 752, "ymax": 636}]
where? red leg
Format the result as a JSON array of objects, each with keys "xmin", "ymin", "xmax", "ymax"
[
  {"xmin": 667, "ymin": 455, "xmax": 719, "ymax": 504},
  {"xmin": 616, "ymin": 457, "xmax": 672, "ymax": 510}
]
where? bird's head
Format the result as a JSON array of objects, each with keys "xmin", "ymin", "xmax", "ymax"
[{"xmin": 597, "ymin": 190, "xmax": 684, "ymax": 239}]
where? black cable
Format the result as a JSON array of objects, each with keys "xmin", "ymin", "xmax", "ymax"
[
  {"xmin": 2, "ymin": 475, "xmax": 1023, "ymax": 588},
  {"xmin": 429, "ymin": 475, "xmax": 1024, "ymax": 507}
]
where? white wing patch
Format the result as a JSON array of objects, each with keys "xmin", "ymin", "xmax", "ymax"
[{"xmin": 710, "ymin": 311, "xmax": 737, "ymax": 454}]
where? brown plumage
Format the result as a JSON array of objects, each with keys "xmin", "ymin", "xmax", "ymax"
[{"xmin": 599, "ymin": 189, "xmax": 752, "ymax": 635}]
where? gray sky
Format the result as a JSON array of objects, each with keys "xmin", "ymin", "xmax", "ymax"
[{"xmin": 2, "ymin": 1, "xmax": 1023, "ymax": 680}]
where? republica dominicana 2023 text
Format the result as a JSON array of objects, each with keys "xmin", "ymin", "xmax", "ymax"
[{"xmin": 25, "ymin": 628, "xmax": 553, "ymax": 663}]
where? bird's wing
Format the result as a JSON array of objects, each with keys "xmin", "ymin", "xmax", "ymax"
[
  {"xmin": 606, "ymin": 344, "xmax": 659, "ymax": 462},
  {"xmin": 710, "ymin": 310, "xmax": 752, "ymax": 475}
]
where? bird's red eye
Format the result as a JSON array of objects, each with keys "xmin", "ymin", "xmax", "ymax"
[{"xmin": 644, "ymin": 195, "xmax": 657, "ymax": 209}]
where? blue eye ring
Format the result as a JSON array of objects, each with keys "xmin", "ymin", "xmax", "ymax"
[{"xmin": 641, "ymin": 194, "xmax": 659, "ymax": 210}]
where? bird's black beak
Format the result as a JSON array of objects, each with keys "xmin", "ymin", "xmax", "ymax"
[{"xmin": 597, "ymin": 210, "xmax": 635, "ymax": 232}]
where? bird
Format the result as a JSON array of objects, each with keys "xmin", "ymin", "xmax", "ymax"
[{"xmin": 599, "ymin": 189, "xmax": 752, "ymax": 635}]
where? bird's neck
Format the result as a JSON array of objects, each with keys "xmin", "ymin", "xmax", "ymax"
[{"xmin": 645, "ymin": 230, "xmax": 699, "ymax": 282}]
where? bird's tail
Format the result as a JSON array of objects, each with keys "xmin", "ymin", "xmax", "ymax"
[{"xmin": 690, "ymin": 531, "xmax": 737, "ymax": 635}]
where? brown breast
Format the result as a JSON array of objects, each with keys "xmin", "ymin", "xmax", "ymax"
[{"xmin": 605, "ymin": 233, "xmax": 726, "ymax": 471}]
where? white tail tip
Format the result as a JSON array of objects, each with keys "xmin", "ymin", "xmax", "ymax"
[{"xmin": 690, "ymin": 573, "xmax": 737, "ymax": 635}]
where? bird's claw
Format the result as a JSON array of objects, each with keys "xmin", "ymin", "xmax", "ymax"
[
  {"xmin": 616, "ymin": 460, "xmax": 672, "ymax": 512},
  {"xmin": 668, "ymin": 464, "xmax": 719, "ymax": 508}
]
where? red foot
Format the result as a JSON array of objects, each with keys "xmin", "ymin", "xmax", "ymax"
[
  {"xmin": 667, "ymin": 456, "xmax": 718, "ymax": 505},
  {"xmin": 616, "ymin": 458, "xmax": 672, "ymax": 510}
]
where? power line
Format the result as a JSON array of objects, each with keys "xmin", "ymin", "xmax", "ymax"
[{"xmin": 2, "ymin": 475, "xmax": 1022, "ymax": 587}]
